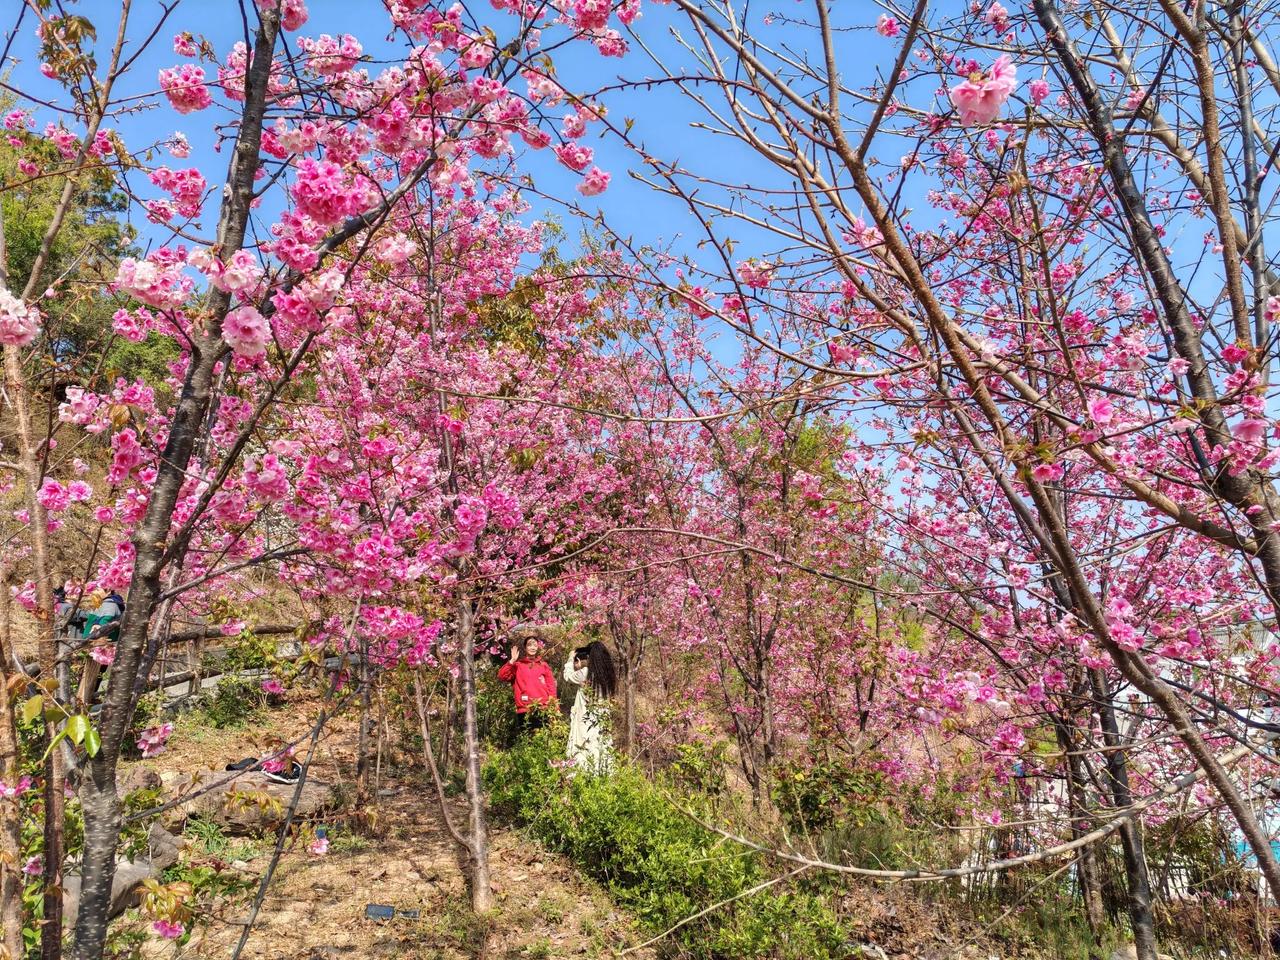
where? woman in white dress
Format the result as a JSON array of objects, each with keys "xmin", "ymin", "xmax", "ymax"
[{"xmin": 562, "ymin": 641, "xmax": 617, "ymax": 774}]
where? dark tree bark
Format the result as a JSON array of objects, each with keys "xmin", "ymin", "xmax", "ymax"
[
  {"xmin": 1052, "ymin": 708, "xmax": 1107, "ymax": 938},
  {"xmin": 1090, "ymin": 670, "xmax": 1158, "ymax": 960},
  {"xmin": 70, "ymin": 12, "xmax": 282, "ymax": 957}
]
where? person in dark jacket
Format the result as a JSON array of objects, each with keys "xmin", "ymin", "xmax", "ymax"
[
  {"xmin": 497, "ymin": 630, "xmax": 558, "ymax": 733},
  {"xmin": 77, "ymin": 591, "xmax": 124, "ymax": 705}
]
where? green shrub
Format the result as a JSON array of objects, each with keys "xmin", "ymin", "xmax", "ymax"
[
  {"xmin": 485, "ymin": 731, "xmax": 850, "ymax": 959},
  {"xmin": 771, "ymin": 755, "xmax": 886, "ymax": 835},
  {"xmin": 669, "ymin": 738, "xmax": 731, "ymax": 797},
  {"xmin": 476, "ymin": 669, "xmax": 522, "ymax": 748},
  {"xmin": 198, "ymin": 676, "xmax": 266, "ymax": 728}
]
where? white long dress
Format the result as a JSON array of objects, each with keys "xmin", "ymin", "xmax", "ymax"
[{"xmin": 563, "ymin": 659, "xmax": 613, "ymax": 774}]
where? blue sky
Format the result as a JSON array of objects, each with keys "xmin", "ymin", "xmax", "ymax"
[{"xmin": 1, "ymin": 0, "xmax": 899, "ymax": 272}]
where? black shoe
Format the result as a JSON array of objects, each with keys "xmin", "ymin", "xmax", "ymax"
[{"xmin": 225, "ymin": 757, "xmax": 258, "ymax": 772}]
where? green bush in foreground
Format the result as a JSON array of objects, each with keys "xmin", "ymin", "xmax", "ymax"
[{"xmin": 485, "ymin": 730, "xmax": 850, "ymax": 959}]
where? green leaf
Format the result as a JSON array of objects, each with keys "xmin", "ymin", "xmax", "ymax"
[
  {"xmin": 40, "ymin": 730, "xmax": 67, "ymax": 764},
  {"xmin": 20, "ymin": 695, "xmax": 43, "ymax": 725},
  {"xmin": 84, "ymin": 726, "xmax": 101, "ymax": 758},
  {"xmin": 66, "ymin": 714, "xmax": 89, "ymax": 745}
]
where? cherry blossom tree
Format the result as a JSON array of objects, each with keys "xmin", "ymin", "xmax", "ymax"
[
  {"xmin": 0, "ymin": 0, "xmax": 639, "ymax": 953},
  {"xmin": 573, "ymin": 1, "xmax": 1280, "ymax": 955}
]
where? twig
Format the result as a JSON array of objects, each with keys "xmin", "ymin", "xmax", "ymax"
[
  {"xmin": 672, "ymin": 731, "xmax": 1273, "ymax": 881},
  {"xmin": 227, "ymin": 704, "xmax": 329, "ymax": 960},
  {"xmin": 616, "ymin": 865, "xmax": 810, "ymax": 956},
  {"xmin": 412, "ymin": 670, "xmax": 470, "ymax": 853}
]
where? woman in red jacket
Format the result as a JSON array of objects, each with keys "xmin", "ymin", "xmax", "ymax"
[{"xmin": 497, "ymin": 632, "xmax": 558, "ymax": 732}]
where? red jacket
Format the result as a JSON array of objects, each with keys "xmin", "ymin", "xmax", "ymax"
[{"xmin": 497, "ymin": 656, "xmax": 557, "ymax": 713}]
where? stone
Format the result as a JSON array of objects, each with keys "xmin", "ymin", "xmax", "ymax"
[
  {"xmin": 159, "ymin": 768, "xmax": 338, "ymax": 834},
  {"xmin": 63, "ymin": 824, "xmax": 185, "ymax": 928},
  {"xmin": 1109, "ymin": 947, "xmax": 1176, "ymax": 960}
]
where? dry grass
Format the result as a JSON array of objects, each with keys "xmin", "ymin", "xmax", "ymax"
[{"xmin": 118, "ymin": 688, "xmax": 655, "ymax": 960}]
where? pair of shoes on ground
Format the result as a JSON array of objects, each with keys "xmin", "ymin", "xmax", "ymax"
[{"xmin": 224, "ymin": 756, "xmax": 303, "ymax": 785}]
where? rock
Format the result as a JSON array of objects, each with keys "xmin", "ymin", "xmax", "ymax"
[
  {"xmin": 119, "ymin": 767, "xmax": 163, "ymax": 795},
  {"xmin": 1109, "ymin": 947, "xmax": 1176, "ymax": 960},
  {"xmin": 63, "ymin": 824, "xmax": 184, "ymax": 928},
  {"xmin": 159, "ymin": 769, "xmax": 338, "ymax": 834}
]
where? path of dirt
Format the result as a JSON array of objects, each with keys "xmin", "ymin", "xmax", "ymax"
[{"xmin": 120, "ymin": 693, "xmax": 656, "ymax": 960}]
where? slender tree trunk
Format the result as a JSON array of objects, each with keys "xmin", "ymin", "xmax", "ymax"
[
  {"xmin": 69, "ymin": 14, "xmax": 281, "ymax": 959},
  {"xmin": 356, "ymin": 642, "xmax": 373, "ymax": 805},
  {"xmin": 4, "ymin": 359, "xmax": 65, "ymax": 960},
  {"xmin": 1054, "ymin": 711, "xmax": 1107, "ymax": 937},
  {"xmin": 622, "ymin": 656, "xmax": 637, "ymax": 756},
  {"xmin": 456, "ymin": 598, "xmax": 494, "ymax": 913},
  {"xmin": 440, "ymin": 673, "xmax": 455, "ymax": 775},
  {"xmin": 0, "ymin": 563, "xmax": 26, "ymax": 960},
  {"xmin": 1090, "ymin": 671, "xmax": 1157, "ymax": 959},
  {"xmin": 1, "ymin": 231, "xmax": 66, "ymax": 960}
]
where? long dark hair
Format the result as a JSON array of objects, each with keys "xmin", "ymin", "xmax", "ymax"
[{"xmin": 575, "ymin": 640, "xmax": 617, "ymax": 699}]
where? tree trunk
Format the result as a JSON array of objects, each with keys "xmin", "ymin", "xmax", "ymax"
[
  {"xmin": 355, "ymin": 644, "xmax": 373, "ymax": 805},
  {"xmin": 0, "ymin": 564, "xmax": 26, "ymax": 960},
  {"xmin": 4, "ymin": 346, "xmax": 66, "ymax": 960},
  {"xmin": 440, "ymin": 672, "xmax": 455, "ymax": 775},
  {"xmin": 1053, "ymin": 709, "xmax": 1107, "ymax": 937},
  {"xmin": 622, "ymin": 656, "xmax": 637, "ymax": 756},
  {"xmin": 1089, "ymin": 670, "xmax": 1157, "ymax": 960},
  {"xmin": 456, "ymin": 598, "xmax": 494, "ymax": 914},
  {"xmin": 69, "ymin": 13, "xmax": 281, "ymax": 959}
]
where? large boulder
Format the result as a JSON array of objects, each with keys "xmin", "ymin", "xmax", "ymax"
[
  {"xmin": 63, "ymin": 823, "xmax": 185, "ymax": 928},
  {"xmin": 1109, "ymin": 947, "xmax": 1175, "ymax": 960},
  {"xmin": 158, "ymin": 768, "xmax": 338, "ymax": 834}
]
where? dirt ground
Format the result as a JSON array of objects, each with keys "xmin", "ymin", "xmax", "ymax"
[{"xmin": 119, "ymin": 692, "xmax": 656, "ymax": 960}]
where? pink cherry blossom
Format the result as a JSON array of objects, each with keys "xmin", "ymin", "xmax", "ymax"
[
  {"xmin": 554, "ymin": 142, "xmax": 594, "ymax": 172},
  {"xmin": 37, "ymin": 479, "xmax": 70, "ymax": 512},
  {"xmin": 136, "ymin": 723, "xmax": 174, "ymax": 758},
  {"xmin": 299, "ymin": 33, "xmax": 362, "ymax": 75},
  {"xmin": 1086, "ymin": 395, "xmax": 1114, "ymax": 425},
  {"xmin": 222, "ymin": 305, "xmax": 271, "ymax": 357},
  {"xmin": 1234, "ymin": 418, "xmax": 1268, "ymax": 444},
  {"xmin": 292, "ymin": 158, "xmax": 370, "ymax": 226},
  {"xmin": 0, "ymin": 776, "xmax": 32, "ymax": 800},
  {"xmin": 0, "ymin": 286, "xmax": 41, "ymax": 346},
  {"xmin": 1031, "ymin": 462, "xmax": 1064, "ymax": 483},
  {"xmin": 577, "ymin": 166, "xmax": 611, "ymax": 196},
  {"xmin": 255, "ymin": 0, "xmax": 309, "ymax": 30},
  {"xmin": 148, "ymin": 167, "xmax": 207, "ymax": 219},
  {"xmin": 737, "ymin": 259, "xmax": 775, "ymax": 288},
  {"xmin": 151, "ymin": 920, "xmax": 185, "ymax": 940},
  {"xmin": 950, "ymin": 55, "xmax": 1018, "ymax": 125},
  {"xmin": 114, "ymin": 256, "xmax": 195, "ymax": 310},
  {"xmin": 158, "ymin": 64, "xmax": 212, "ymax": 114}
]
